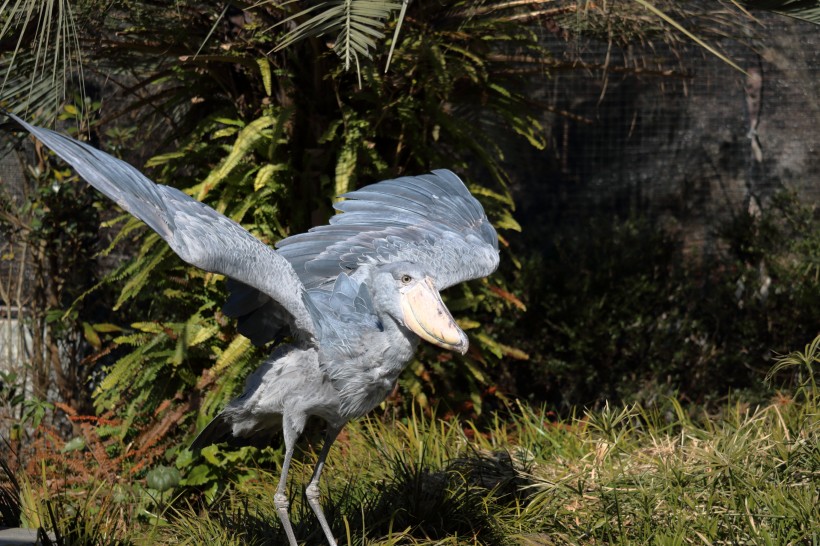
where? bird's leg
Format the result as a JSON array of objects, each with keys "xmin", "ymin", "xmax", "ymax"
[
  {"xmin": 275, "ymin": 416, "xmax": 303, "ymax": 546},
  {"xmin": 305, "ymin": 424, "xmax": 343, "ymax": 546},
  {"xmin": 275, "ymin": 445, "xmax": 298, "ymax": 546}
]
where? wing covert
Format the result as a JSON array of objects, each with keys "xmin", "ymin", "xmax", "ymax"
[
  {"xmin": 8, "ymin": 114, "xmax": 316, "ymax": 342},
  {"xmin": 277, "ymin": 170, "xmax": 499, "ymax": 290}
]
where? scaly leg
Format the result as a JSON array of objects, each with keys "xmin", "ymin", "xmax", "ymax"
[
  {"xmin": 275, "ymin": 414, "xmax": 305, "ymax": 546},
  {"xmin": 305, "ymin": 424, "xmax": 343, "ymax": 546}
]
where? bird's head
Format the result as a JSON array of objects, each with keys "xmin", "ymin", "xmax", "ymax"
[{"xmin": 368, "ymin": 262, "xmax": 469, "ymax": 354}]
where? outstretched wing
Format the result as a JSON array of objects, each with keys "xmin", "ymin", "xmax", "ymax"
[
  {"xmin": 7, "ymin": 113, "xmax": 316, "ymax": 342},
  {"xmin": 278, "ymin": 169, "xmax": 500, "ymax": 290}
]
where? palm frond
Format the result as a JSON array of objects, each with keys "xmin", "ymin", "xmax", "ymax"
[
  {"xmin": 274, "ymin": 0, "xmax": 402, "ymax": 70},
  {"xmin": 0, "ymin": 0, "xmax": 84, "ymax": 120},
  {"xmin": 632, "ymin": 0, "xmax": 744, "ymax": 72},
  {"xmin": 739, "ymin": 0, "xmax": 820, "ymax": 25},
  {"xmin": 0, "ymin": 52, "xmax": 65, "ymax": 117},
  {"xmin": 383, "ymin": 0, "xmax": 408, "ymax": 72}
]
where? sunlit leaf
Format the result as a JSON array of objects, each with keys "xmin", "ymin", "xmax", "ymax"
[
  {"xmin": 257, "ymin": 57, "xmax": 273, "ymax": 96},
  {"xmin": 212, "ymin": 335, "xmax": 252, "ymax": 375},
  {"xmin": 196, "ymin": 116, "xmax": 275, "ymax": 198},
  {"xmin": 82, "ymin": 321, "xmax": 102, "ymax": 349},
  {"xmin": 61, "ymin": 436, "xmax": 85, "ymax": 453}
]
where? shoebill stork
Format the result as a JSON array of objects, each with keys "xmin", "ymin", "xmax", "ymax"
[{"xmin": 6, "ymin": 114, "xmax": 499, "ymax": 546}]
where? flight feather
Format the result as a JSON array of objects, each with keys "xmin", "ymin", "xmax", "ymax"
[{"xmin": 7, "ymin": 113, "xmax": 316, "ymax": 341}]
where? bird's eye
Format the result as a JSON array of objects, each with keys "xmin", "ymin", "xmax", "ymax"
[{"xmin": 401, "ymin": 274, "xmax": 412, "ymax": 284}]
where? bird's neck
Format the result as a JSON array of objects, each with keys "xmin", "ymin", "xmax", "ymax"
[
  {"xmin": 331, "ymin": 311, "xmax": 419, "ymax": 420},
  {"xmin": 380, "ymin": 313, "xmax": 420, "ymax": 370}
]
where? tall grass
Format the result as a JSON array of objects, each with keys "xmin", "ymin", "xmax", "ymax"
[
  {"xmin": 159, "ymin": 351, "xmax": 817, "ymax": 545},
  {"xmin": 3, "ymin": 338, "xmax": 818, "ymax": 545}
]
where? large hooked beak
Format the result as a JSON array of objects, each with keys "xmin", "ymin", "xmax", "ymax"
[{"xmin": 400, "ymin": 277, "xmax": 469, "ymax": 354}]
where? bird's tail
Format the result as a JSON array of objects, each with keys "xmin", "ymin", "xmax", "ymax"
[
  {"xmin": 190, "ymin": 412, "xmax": 234, "ymax": 452},
  {"xmin": 190, "ymin": 411, "xmax": 279, "ymax": 452}
]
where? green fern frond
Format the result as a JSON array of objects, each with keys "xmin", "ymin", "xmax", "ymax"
[
  {"xmin": 131, "ymin": 322, "xmax": 167, "ymax": 335},
  {"xmin": 114, "ymin": 243, "xmax": 170, "ymax": 310},
  {"xmin": 94, "ymin": 333, "xmax": 166, "ymax": 409},
  {"xmin": 252, "ymin": 163, "xmax": 281, "ymax": 192},
  {"xmin": 200, "ymin": 346, "xmax": 257, "ymax": 420},
  {"xmin": 188, "ymin": 324, "xmax": 220, "ymax": 348},
  {"xmin": 111, "ymin": 332, "xmax": 152, "ymax": 346},
  {"xmin": 275, "ymin": 0, "xmax": 402, "ymax": 70},
  {"xmin": 195, "ymin": 115, "xmax": 276, "ymax": 199},
  {"xmin": 212, "ymin": 335, "xmax": 252, "ymax": 375},
  {"xmin": 99, "ymin": 215, "xmax": 141, "ymax": 256}
]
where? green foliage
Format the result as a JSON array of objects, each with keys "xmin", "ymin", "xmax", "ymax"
[
  {"xmin": 159, "ymin": 409, "xmax": 523, "ymax": 545},
  {"xmin": 2, "ymin": 0, "xmax": 816, "ymax": 125},
  {"xmin": 176, "ymin": 443, "xmax": 277, "ymax": 504},
  {"xmin": 0, "ymin": 111, "xmax": 109, "ymax": 427},
  {"xmin": 37, "ymin": 491, "xmax": 134, "ymax": 546},
  {"xmin": 522, "ymin": 383, "xmax": 820, "ymax": 544},
  {"xmin": 32, "ymin": 354, "xmax": 811, "ymax": 545},
  {"xmin": 767, "ymin": 334, "xmax": 820, "ymax": 402}
]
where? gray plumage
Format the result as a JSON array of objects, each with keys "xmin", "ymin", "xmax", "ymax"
[
  {"xmin": 279, "ymin": 169, "xmax": 500, "ymax": 290},
  {"xmin": 6, "ymin": 114, "xmax": 316, "ymax": 342},
  {"xmin": 225, "ymin": 169, "xmax": 499, "ymax": 345},
  {"xmin": 7, "ymin": 113, "xmax": 499, "ymax": 546}
]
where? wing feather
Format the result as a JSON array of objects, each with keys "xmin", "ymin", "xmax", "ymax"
[
  {"xmin": 277, "ymin": 169, "xmax": 499, "ymax": 290},
  {"xmin": 8, "ymin": 114, "xmax": 316, "ymax": 342}
]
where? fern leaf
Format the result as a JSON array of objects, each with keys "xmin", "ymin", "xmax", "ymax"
[
  {"xmin": 188, "ymin": 324, "xmax": 220, "ymax": 347},
  {"xmin": 196, "ymin": 115, "xmax": 275, "ymax": 199},
  {"xmin": 94, "ymin": 334, "xmax": 165, "ymax": 408},
  {"xmin": 253, "ymin": 163, "xmax": 285, "ymax": 192},
  {"xmin": 212, "ymin": 335, "xmax": 252, "ymax": 375},
  {"xmin": 115, "ymin": 241, "xmax": 170, "ymax": 310},
  {"xmin": 131, "ymin": 322, "xmax": 167, "ymax": 334},
  {"xmin": 256, "ymin": 57, "xmax": 273, "ymax": 96},
  {"xmin": 101, "ymin": 216, "xmax": 145, "ymax": 256}
]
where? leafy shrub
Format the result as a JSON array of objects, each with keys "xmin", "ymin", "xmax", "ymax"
[{"xmin": 512, "ymin": 192, "xmax": 820, "ymax": 411}]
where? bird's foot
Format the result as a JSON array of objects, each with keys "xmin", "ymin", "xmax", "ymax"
[
  {"xmin": 306, "ymin": 483, "xmax": 337, "ymax": 546},
  {"xmin": 274, "ymin": 492, "xmax": 299, "ymax": 546}
]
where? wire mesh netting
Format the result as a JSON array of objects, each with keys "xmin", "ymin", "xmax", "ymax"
[{"xmin": 512, "ymin": 11, "xmax": 820, "ymax": 257}]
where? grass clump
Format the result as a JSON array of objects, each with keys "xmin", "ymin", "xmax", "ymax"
[
  {"xmin": 517, "ymin": 337, "xmax": 820, "ymax": 545},
  {"xmin": 522, "ymin": 398, "xmax": 818, "ymax": 544}
]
